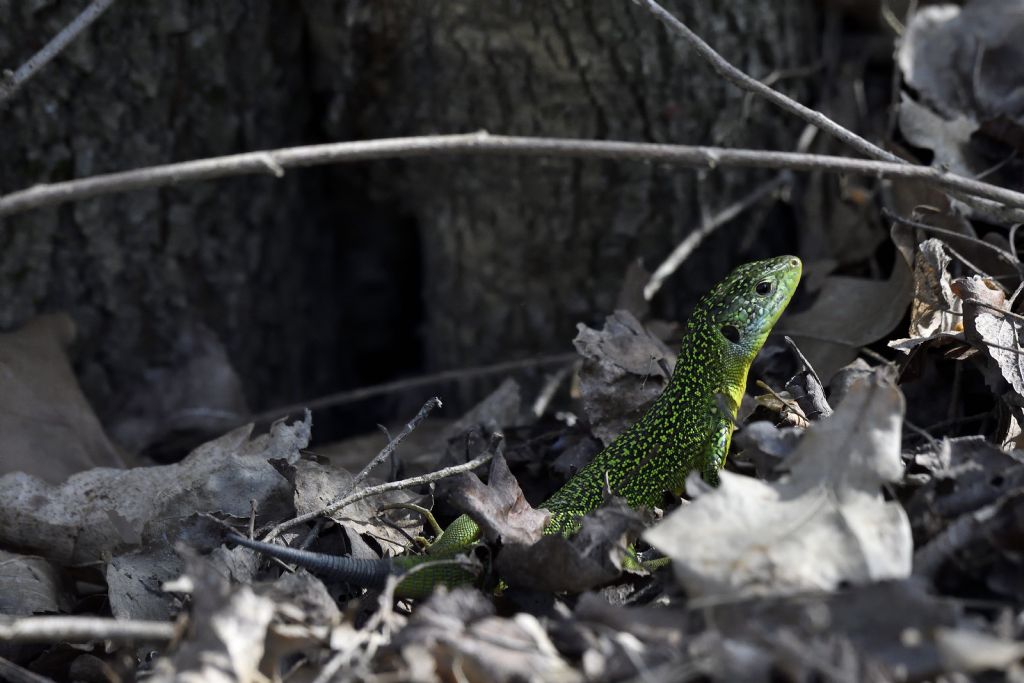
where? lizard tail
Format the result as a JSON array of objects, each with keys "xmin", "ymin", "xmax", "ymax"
[{"xmin": 230, "ymin": 534, "xmax": 394, "ymax": 588}]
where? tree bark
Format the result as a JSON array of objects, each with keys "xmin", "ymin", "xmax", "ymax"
[
  {"xmin": 0, "ymin": 0, "xmax": 818, "ymax": 438},
  {"xmin": 308, "ymin": 0, "xmax": 818, "ymax": 371}
]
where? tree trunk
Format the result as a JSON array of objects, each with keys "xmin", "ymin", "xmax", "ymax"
[
  {"xmin": 0, "ymin": 0, "xmax": 818, "ymax": 441},
  {"xmin": 309, "ymin": 0, "xmax": 818, "ymax": 371}
]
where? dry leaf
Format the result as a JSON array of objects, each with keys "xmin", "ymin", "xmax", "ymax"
[
  {"xmin": 573, "ymin": 310, "xmax": 675, "ymax": 445},
  {"xmin": 0, "ymin": 550, "xmax": 71, "ymax": 616},
  {"xmin": 497, "ymin": 498, "xmax": 647, "ymax": 593},
  {"xmin": 441, "ymin": 451, "xmax": 550, "ymax": 547},
  {"xmin": 0, "ymin": 313, "xmax": 128, "ymax": 484},
  {"xmin": 0, "ymin": 416, "xmax": 309, "ymax": 565}
]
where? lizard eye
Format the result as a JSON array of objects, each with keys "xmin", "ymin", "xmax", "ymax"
[
  {"xmin": 755, "ymin": 280, "xmax": 774, "ymax": 296},
  {"xmin": 720, "ymin": 324, "xmax": 740, "ymax": 343}
]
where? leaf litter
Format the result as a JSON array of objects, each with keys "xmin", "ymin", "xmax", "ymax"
[{"xmin": 5, "ymin": 3, "xmax": 1024, "ymax": 682}]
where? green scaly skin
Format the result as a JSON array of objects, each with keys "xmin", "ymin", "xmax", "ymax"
[{"xmin": 235, "ymin": 256, "xmax": 802, "ymax": 598}]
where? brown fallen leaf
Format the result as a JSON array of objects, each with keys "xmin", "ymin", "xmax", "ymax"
[
  {"xmin": 573, "ymin": 310, "xmax": 675, "ymax": 445},
  {"xmin": 0, "ymin": 313, "xmax": 128, "ymax": 484},
  {"xmin": 273, "ymin": 458, "xmax": 426, "ymax": 554},
  {"xmin": 497, "ymin": 497, "xmax": 648, "ymax": 594},
  {"xmin": 441, "ymin": 450, "xmax": 550, "ymax": 547}
]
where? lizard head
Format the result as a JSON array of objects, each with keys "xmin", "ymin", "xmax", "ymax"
[{"xmin": 705, "ymin": 255, "xmax": 802, "ymax": 360}]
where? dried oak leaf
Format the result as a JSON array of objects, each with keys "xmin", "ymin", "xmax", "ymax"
[
  {"xmin": 644, "ymin": 370, "xmax": 911, "ymax": 597},
  {"xmin": 573, "ymin": 310, "xmax": 675, "ymax": 445},
  {"xmin": 497, "ymin": 498, "xmax": 648, "ymax": 594},
  {"xmin": 441, "ymin": 451, "xmax": 549, "ymax": 547}
]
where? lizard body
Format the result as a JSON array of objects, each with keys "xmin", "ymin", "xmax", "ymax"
[{"xmin": 233, "ymin": 255, "xmax": 802, "ymax": 597}]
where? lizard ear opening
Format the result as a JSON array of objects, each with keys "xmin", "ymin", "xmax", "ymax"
[{"xmin": 720, "ymin": 324, "xmax": 741, "ymax": 343}]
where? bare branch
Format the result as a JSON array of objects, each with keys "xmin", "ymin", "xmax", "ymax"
[
  {"xmin": 249, "ymin": 351, "xmax": 576, "ymax": 426},
  {"xmin": 0, "ymin": 0, "xmax": 119, "ymax": 108},
  {"xmin": 346, "ymin": 397, "xmax": 442, "ymax": 505},
  {"xmin": 644, "ymin": 172, "xmax": 792, "ymax": 300},
  {"xmin": 632, "ymin": 0, "xmax": 900, "ymax": 164},
  {"xmin": 3, "ymin": 133, "xmax": 1024, "ymax": 222},
  {"xmin": 632, "ymin": 0, "xmax": 1021, "ymax": 225},
  {"xmin": 0, "ymin": 615, "xmax": 175, "ymax": 644}
]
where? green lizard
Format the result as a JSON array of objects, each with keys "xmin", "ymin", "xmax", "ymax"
[{"xmin": 232, "ymin": 255, "xmax": 802, "ymax": 597}]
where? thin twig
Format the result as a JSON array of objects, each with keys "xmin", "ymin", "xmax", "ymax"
[
  {"xmin": 882, "ymin": 208, "xmax": 1020, "ymax": 268},
  {"xmin": 632, "ymin": 0, "xmax": 1021, "ymax": 225},
  {"xmin": 962, "ymin": 298, "xmax": 1024, "ymax": 325},
  {"xmin": 0, "ymin": 616, "xmax": 176, "ymax": 643},
  {"xmin": 0, "ymin": 0, "xmax": 119, "ymax": 108},
  {"xmin": 378, "ymin": 503, "xmax": 444, "ymax": 537},
  {"xmin": 944, "ymin": 245, "xmax": 1009, "ymax": 293},
  {"xmin": 263, "ymin": 438, "xmax": 500, "ymax": 541},
  {"xmin": 263, "ymin": 398, "xmax": 442, "ymax": 541},
  {"xmin": 914, "ymin": 499, "xmax": 1000, "ymax": 578},
  {"xmin": 349, "ymin": 397, "xmax": 441, "ymax": 500},
  {"xmin": 633, "ymin": 0, "xmax": 900, "ymax": 164},
  {"xmin": 644, "ymin": 172, "xmax": 791, "ymax": 300},
  {"xmin": 249, "ymin": 351, "xmax": 576, "ymax": 426},
  {"xmin": 3, "ymin": 133, "xmax": 1024, "ymax": 221},
  {"xmin": 531, "ymin": 363, "xmax": 574, "ymax": 418}
]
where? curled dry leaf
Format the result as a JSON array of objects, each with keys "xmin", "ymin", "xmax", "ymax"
[
  {"xmin": 0, "ymin": 415, "xmax": 309, "ymax": 565},
  {"xmin": 394, "ymin": 588, "xmax": 577, "ymax": 683},
  {"xmin": 888, "ymin": 238, "xmax": 975, "ymax": 357},
  {"xmin": 909, "ymin": 239, "xmax": 960, "ymax": 338},
  {"xmin": 899, "ymin": 0, "xmax": 1024, "ymax": 175},
  {"xmin": 441, "ymin": 450, "xmax": 550, "ymax": 547},
  {"xmin": 573, "ymin": 310, "xmax": 676, "ymax": 445},
  {"xmin": 0, "ymin": 313, "xmax": 128, "ymax": 484},
  {"xmin": 497, "ymin": 497, "xmax": 648, "ymax": 594},
  {"xmin": 955, "ymin": 275, "xmax": 1024, "ymax": 399},
  {"xmin": 644, "ymin": 370, "xmax": 911, "ymax": 597}
]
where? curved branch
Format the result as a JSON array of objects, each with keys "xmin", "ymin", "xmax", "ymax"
[
  {"xmin": 0, "ymin": 0, "xmax": 119, "ymax": 108},
  {"xmin": 2, "ymin": 132, "xmax": 1024, "ymax": 221}
]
